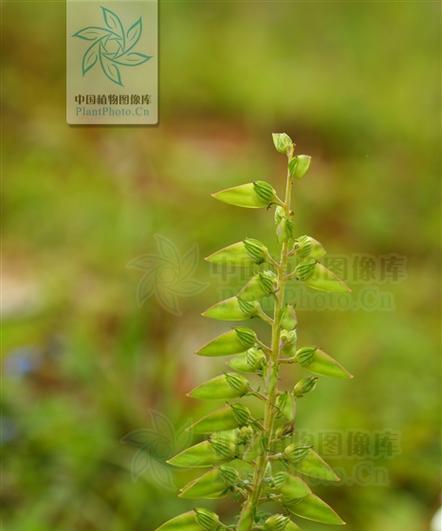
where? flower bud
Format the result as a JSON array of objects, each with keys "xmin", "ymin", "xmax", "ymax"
[
  {"xmin": 280, "ymin": 305, "xmax": 297, "ymax": 331},
  {"xmin": 286, "ymin": 493, "xmax": 345, "ymax": 525},
  {"xmin": 290, "ymin": 447, "xmax": 339, "ymax": 482},
  {"xmin": 196, "ymin": 327, "xmax": 256, "ymax": 357},
  {"xmin": 194, "ymin": 508, "xmax": 221, "ymax": 530},
  {"xmin": 295, "ymin": 262, "xmax": 350, "ymax": 293},
  {"xmin": 272, "ymin": 133, "xmax": 294, "ymax": 155},
  {"xmin": 179, "ymin": 467, "xmax": 230, "ymax": 499},
  {"xmin": 274, "ymin": 206, "xmax": 294, "ymax": 244},
  {"xmin": 293, "ymin": 376, "xmax": 318, "ymax": 398},
  {"xmin": 205, "ymin": 238, "xmax": 268, "ymax": 266},
  {"xmin": 273, "ymin": 472, "xmax": 311, "ymax": 503},
  {"xmin": 295, "ymin": 346, "xmax": 353, "ymax": 379},
  {"xmin": 228, "ymin": 347, "xmax": 266, "ymax": 374},
  {"xmin": 212, "ymin": 180, "xmax": 278, "ymax": 209},
  {"xmin": 294, "ymin": 235, "xmax": 326, "ymax": 261},
  {"xmin": 187, "ymin": 404, "xmax": 251, "ymax": 434},
  {"xmin": 275, "ymin": 392, "xmax": 295, "ymax": 424},
  {"xmin": 218, "ymin": 464, "xmax": 240, "ymax": 486},
  {"xmin": 283, "ymin": 444, "xmax": 311, "ymax": 464},
  {"xmin": 238, "ymin": 271, "xmax": 277, "ymax": 301},
  {"xmin": 168, "ymin": 439, "xmax": 235, "ymax": 468},
  {"xmin": 263, "ymin": 514, "xmax": 290, "ymax": 531},
  {"xmin": 188, "ymin": 373, "xmax": 250, "ymax": 400},
  {"xmin": 202, "ymin": 296, "xmax": 259, "ymax": 321},
  {"xmin": 288, "ymin": 154, "xmax": 311, "ymax": 179},
  {"xmin": 280, "ymin": 329, "xmax": 297, "ymax": 357}
]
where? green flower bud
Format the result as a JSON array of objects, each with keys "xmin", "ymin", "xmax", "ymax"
[
  {"xmin": 167, "ymin": 439, "xmax": 235, "ymax": 468},
  {"xmin": 228, "ymin": 347, "xmax": 266, "ymax": 374},
  {"xmin": 275, "ymin": 392, "xmax": 296, "ymax": 424},
  {"xmin": 295, "ymin": 262, "xmax": 350, "ymax": 293},
  {"xmin": 272, "ymin": 133, "xmax": 294, "ymax": 155},
  {"xmin": 154, "ymin": 510, "xmax": 211, "ymax": 531},
  {"xmin": 212, "ymin": 180, "xmax": 278, "ymax": 209},
  {"xmin": 295, "ymin": 346, "xmax": 353, "ymax": 379},
  {"xmin": 286, "ymin": 493, "xmax": 345, "ymax": 525},
  {"xmin": 196, "ymin": 327, "xmax": 256, "ymax": 357},
  {"xmin": 231, "ymin": 403, "xmax": 252, "ymax": 426},
  {"xmin": 179, "ymin": 468, "xmax": 230, "ymax": 499},
  {"xmin": 284, "ymin": 521, "xmax": 303, "ymax": 531},
  {"xmin": 202, "ymin": 297, "xmax": 259, "ymax": 321},
  {"xmin": 288, "ymin": 154, "xmax": 311, "ymax": 179},
  {"xmin": 218, "ymin": 464, "xmax": 240, "ymax": 486},
  {"xmin": 293, "ymin": 376, "xmax": 318, "ymax": 398},
  {"xmin": 280, "ymin": 305, "xmax": 297, "ymax": 331},
  {"xmin": 294, "ymin": 235, "xmax": 326, "ymax": 261},
  {"xmin": 243, "ymin": 238, "xmax": 269, "ymax": 264},
  {"xmin": 188, "ymin": 373, "xmax": 250, "ymax": 400},
  {"xmin": 274, "ymin": 206, "xmax": 294, "ymax": 244},
  {"xmin": 283, "ymin": 444, "xmax": 311, "ymax": 464},
  {"xmin": 280, "ymin": 329, "xmax": 297, "ymax": 357},
  {"xmin": 194, "ymin": 508, "xmax": 221, "ymax": 530},
  {"xmin": 290, "ymin": 448, "xmax": 340, "ymax": 482},
  {"xmin": 238, "ymin": 271, "xmax": 277, "ymax": 301},
  {"xmin": 273, "ymin": 472, "xmax": 311, "ymax": 503},
  {"xmin": 205, "ymin": 238, "xmax": 268, "ymax": 266},
  {"xmin": 186, "ymin": 404, "xmax": 251, "ymax": 434},
  {"xmin": 263, "ymin": 514, "xmax": 290, "ymax": 531}
]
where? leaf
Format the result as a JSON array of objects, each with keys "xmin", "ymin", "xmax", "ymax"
[
  {"xmin": 287, "ymin": 493, "xmax": 345, "ymax": 525},
  {"xmin": 101, "ymin": 7, "xmax": 125, "ymax": 40},
  {"xmin": 99, "ymin": 52, "xmax": 123, "ymax": 85},
  {"xmin": 126, "ymin": 17, "xmax": 143, "ymax": 52},
  {"xmin": 82, "ymin": 42, "xmax": 99, "ymax": 75},
  {"xmin": 113, "ymin": 52, "xmax": 152, "ymax": 67},
  {"xmin": 73, "ymin": 26, "xmax": 112, "ymax": 40}
]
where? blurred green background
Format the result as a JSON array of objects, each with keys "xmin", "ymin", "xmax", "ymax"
[{"xmin": 2, "ymin": 2, "xmax": 441, "ymax": 530}]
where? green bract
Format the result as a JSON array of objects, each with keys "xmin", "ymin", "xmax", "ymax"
[
  {"xmin": 205, "ymin": 238, "xmax": 269, "ymax": 266},
  {"xmin": 212, "ymin": 181, "xmax": 280, "ymax": 209},
  {"xmin": 156, "ymin": 134, "xmax": 352, "ymax": 531}
]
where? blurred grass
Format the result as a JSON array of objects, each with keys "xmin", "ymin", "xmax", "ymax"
[{"xmin": 2, "ymin": 2, "xmax": 441, "ymax": 531}]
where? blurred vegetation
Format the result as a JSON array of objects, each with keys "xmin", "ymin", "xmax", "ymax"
[{"xmin": 2, "ymin": 2, "xmax": 441, "ymax": 531}]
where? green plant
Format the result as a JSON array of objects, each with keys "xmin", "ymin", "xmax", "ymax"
[{"xmin": 156, "ymin": 134, "xmax": 353, "ymax": 531}]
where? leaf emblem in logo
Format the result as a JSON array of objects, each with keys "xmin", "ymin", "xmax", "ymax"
[{"xmin": 73, "ymin": 7, "xmax": 152, "ymax": 86}]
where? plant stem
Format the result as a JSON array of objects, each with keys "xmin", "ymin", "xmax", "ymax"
[{"xmin": 237, "ymin": 162, "xmax": 294, "ymax": 529}]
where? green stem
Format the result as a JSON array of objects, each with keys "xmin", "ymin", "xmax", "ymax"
[{"xmin": 237, "ymin": 160, "xmax": 294, "ymax": 530}]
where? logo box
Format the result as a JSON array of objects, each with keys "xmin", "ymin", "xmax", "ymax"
[{"xmin": 67, "ymin": 0, "xmax": 158, "ymax": 125}]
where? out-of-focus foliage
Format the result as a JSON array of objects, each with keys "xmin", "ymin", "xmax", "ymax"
[{"xmin": 2, "ymin": 2, "xmax": 440, "ymax": 531}]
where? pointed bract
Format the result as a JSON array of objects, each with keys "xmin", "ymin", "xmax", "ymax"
[
  {"xmin": 286, "ymin": 493, "xmax": 345, "ymax": 525},
  {"xmin": 212, "ymin": 181, "xmax": 278, "ymax": 209},
  {"xmin": 295, "ymin": 346, "xmax": 353, "ymax": 379},
  {"xmin": 196, "ymin": 327, "xmax": 256, "ymax": 357},
  {"xmin": 188, "ymin": 373, "xmax": 250, "ymax": 400},
  {"xmin": 202, "ymin": 297, "xmax": 259, "ymax": 321}
]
